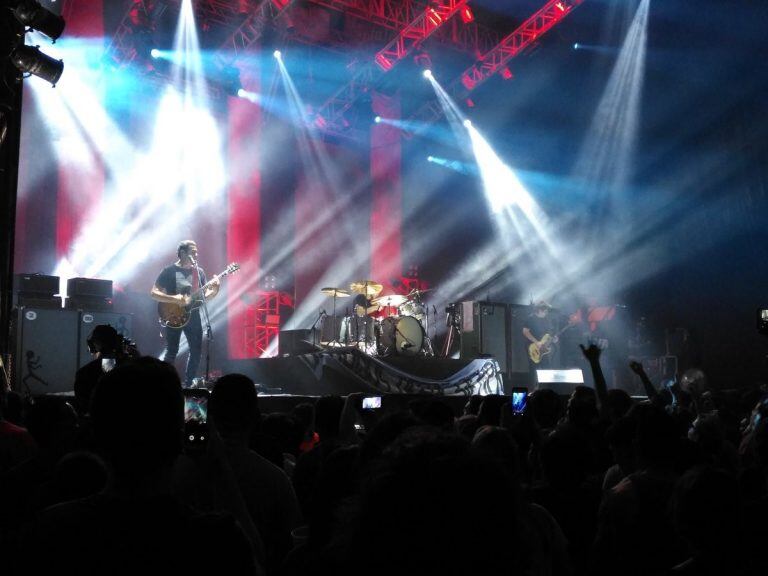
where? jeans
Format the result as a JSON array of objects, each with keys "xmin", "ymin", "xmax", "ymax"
[{"xmin": 162, "ymin": 309, "xmax": 203, "ymax": 387}]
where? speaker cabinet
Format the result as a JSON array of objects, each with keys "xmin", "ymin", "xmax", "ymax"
[
  {"xmin": 279, "ymin": 329, "xmax": 314, "ymax": 356},
  {"xmin": 14, "ymin": 308, "xmax": 79, "ymax": 395},
  {"xmin": 458, "ymin": 301, "xmax": 509, "ymax": 374},
  {"xmin": 77, "ymin": 311, "xmax": 133, "ymax": 368},
  {"xmin": 508, "ymin": 304, "xmax": 532, "ymax": 374}
]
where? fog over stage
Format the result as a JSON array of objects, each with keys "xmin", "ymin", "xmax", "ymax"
[{"xmin": 2, "ymin": 0, "xmax": 767, "ymax": 394}]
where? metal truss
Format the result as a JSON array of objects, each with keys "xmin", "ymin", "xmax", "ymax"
[
  {"xmin": 217, "ymin": 0, "xmax": 298, "ymax": 64},
  {"xmin": 313, "ymin": 0, "xmax": 465, "ymax": 134},
  {"xmin": 460, "ymin": 0, "xmax": 583, "ymax": 90},
  {"xmin": 408, "ymin": 0, "xmax": 585, "ymax": 129},
  {"xmin": 104, "ymin": 0, "xmax": 153, "ymax": 67},
  {"xmin": 374, "ymin": 0, "xmax": 468, "ymax": 71},
  {"xmin": 305, "ymin": 1, "xmax": 423, "ymax": 31}
]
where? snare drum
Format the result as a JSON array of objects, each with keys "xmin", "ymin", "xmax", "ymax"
[
  {"xmin": 399, "ymin": 300, "xmax": 425, "ymax": 320},
  {"xmin": 377, "ymin": 316, "xmax": 425, "ymax": 356}
]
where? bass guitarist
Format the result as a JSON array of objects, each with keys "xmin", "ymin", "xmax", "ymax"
[
  {"xmin": 151, "ymin": 240, "xmax": 219, "ymax": 387},
  {"xmin": 522, "ymin": 300, "xmax": 557, "ymax": 386}
]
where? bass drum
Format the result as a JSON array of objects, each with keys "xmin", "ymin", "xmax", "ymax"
[{"xmin": 377, "ymin": 316, "xmax": 424, "ymax": 356}]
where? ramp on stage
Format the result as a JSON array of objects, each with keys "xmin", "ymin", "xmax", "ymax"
[{"xmin": 222, "ymin": 347, "xmax": 503, "ymax": 397}]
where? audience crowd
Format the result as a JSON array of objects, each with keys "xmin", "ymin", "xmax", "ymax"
[{"xmin": 1, "ymin": 334, "xmax": 767, "ymax": 576}]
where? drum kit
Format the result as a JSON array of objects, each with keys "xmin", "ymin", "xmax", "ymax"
[{"xmin": 319, "ymin": 280, "xmax": 433, "ymax": 357}]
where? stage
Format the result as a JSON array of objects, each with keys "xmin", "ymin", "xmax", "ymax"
[{"xmin": 222, "ymin": 347, "xmax": 504, "ymax": 397}]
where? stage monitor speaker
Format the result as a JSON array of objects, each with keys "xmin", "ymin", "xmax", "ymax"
[
  {"xmin": 279, "ymin": 329, "xmax": 315, "ymax": 356},
  {"xmin": 77, "ymin": 311, "xmax": 133, "ymax": 368},
  {"xmin": 508, "ymin": 304, "xmax": 531, "ymax": 374},
  {"xmin": 14, "ymin": 307, "xmax": 79, "ymax": 395},
  {"xmin": 319, "ymin": 315, "xmax": 344, "ymax": 344},
  {"xmin": 458, "ymin": 301, "xmax": 509, "ymax": 374}
]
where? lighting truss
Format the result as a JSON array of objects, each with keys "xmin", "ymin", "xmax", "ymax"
[
  {"xmin": 104, "ymin": 0, "xmax": 153, "ymax": 68},
  {"xmin": 305, "ymin": 0, "xmax": 421, "ymax": 31},
  {"xmin": 373, "ymin": 0, "xmax": 468, "ymax": 71},
  {"xmin": 460, "ymin": 0, "xmax": 584, "ymax": 91},
  {"xmin": 217, "ymin": 0, "xmax": 298, "ymax": 65},
  {"xmin": 408, "ymin": 0, "xmax": 585, "ymax": 130},
  {"xmin": 313, "ymin": 0, "xmax": 465, "ymax": 134}
]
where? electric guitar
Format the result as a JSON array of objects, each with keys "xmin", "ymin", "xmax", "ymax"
[
  {"xmin": 528, "ymin": 321, "xmax": 577, "ymax": 364},
  {"xmin": 158, "ymin": 263, "xmax": 240, "ymax": 329}
]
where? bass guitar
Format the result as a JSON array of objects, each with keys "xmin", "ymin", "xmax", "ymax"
[
  {"xmin": 158, "ymin": 263, "xmax": 240, "ymax": 329},
  {"xmin": 528, "ymin": 321, "xmax": 576, "ymax": 364}
]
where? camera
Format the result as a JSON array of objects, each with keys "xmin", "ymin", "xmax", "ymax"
[
  {"xmin": 510, "ymin": 387, "xmax": 528, "ymax": 415},
  {"xmin": 362, "ymin": 396, "xmax": 382, "ymax": 410},
  {"xmin": 183, "ymin": 388, "xmax": 210, "ymax": 448}
]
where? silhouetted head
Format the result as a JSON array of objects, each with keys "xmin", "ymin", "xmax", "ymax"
[
  {"xmin": 209, "ymin": 373, "xmax": 260, "ymax": 441},
  {"xmin": 87, "ymin": 324, "xmax": 120, "ymax": 357},
  {"xmin": 90, "ymin": 357, "xmax": 183, "ymax": 477},
  {"xmin": 26, "ymin": 395, "xmax": 79, "ymax": 456},
  {"xmin": 528, "ymin": 388, "xmax": 562, "ymax": 430},
  {"xmin": 315, "ymin": 396, "xmax": 344, "ymax": 441},
  {"xmin": 605, "ymin": 389, "xmax": 633, "ymax": 422},
  {"xmin": 567, "ymin": 385, "xmax": 598, "ymax": 427},
  {"xmin": 409, "ymin": 398, "xmax": 455, "ymax": 430},
  {"xmin": 353, "ymin": 428, "xmax": 515, "ymax": 576},
  {"xmin": 672, "ymin": 466, "xmax": 741, "ymax": 554}
]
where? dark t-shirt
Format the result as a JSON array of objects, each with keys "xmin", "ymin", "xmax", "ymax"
[
  {"xmin": 155, "ymin": 264, "xmax": 206, "ymax": 297},
  {"xmin": 524, "ymin": 313, "xmax": 554, "ymax": 341}
]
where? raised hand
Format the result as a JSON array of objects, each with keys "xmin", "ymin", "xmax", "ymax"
[
  {"xmin": 629, "ymin": 360, "xmax": 645, "ymax": 375},
  {"xmin": 579, "ymin": 343, "xmax": 602, "ymax": 363}
]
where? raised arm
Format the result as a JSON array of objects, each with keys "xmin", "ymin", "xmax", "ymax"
[{"xmin": 580, "ymin": 343, "xmax": 608, "ymax": 416}]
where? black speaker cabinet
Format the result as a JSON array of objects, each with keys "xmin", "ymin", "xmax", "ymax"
[
  {"xmin": 14, "ymin": 308, "xmax": 79, "ymax": 395},
  {"xmin": 458, "ymin": 301, "xmax": 510, "ymax": 374},
  {"xmin": 77, "ymin": 311, "xmax": 133, "ymax": 368},
  {"xmin": 319, "ymin": 315, "xmax": 345, "ymax": 344},
  {"xmin": 278, "ymin": 329, "xmax": 314, "ymax": 356},
  {"xmin": 509, "ymin": 304, "xmax": 532, "ymax": 374}
]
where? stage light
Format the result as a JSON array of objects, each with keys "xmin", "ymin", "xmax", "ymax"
[
  {"xmin": 11, "ymin": 44, "xmax": 64, "ymax": 86},
  {"xmin": 460, "ymin": 7, "xmax": 474, "ymax": 24},
  {"xmin": 500, "ymin": 67, "xmax": 513, "ymax": 80},
  {"xmin": 463, "ymin": 119, "xmax": 472, "ymax": 128},
  {"xmin": 150, "ymin": 48, "xmax": 161, "ymax": 58},
  {"xmin": 237, "ymin": 88, "xmax": 260, "ymax": 103},
  {"xmin": 427, "ymin": 155, "xmax": 434, "ymax": 162},
  {"xmin": 374, "ymin": 115, "xmax": 382, "ymax": 124},
  {"xmin": 12, "ymin": 0, "xmax": 66, "ymax": 41},
  {"xmin": 422, "ymin": 69, "xmax": 432, "ymax": 79},
  {"xmin": 573, "ymin": 42, "xmax": 580, "ymax": 50},
  {"xmin": 273, "ymin": 50, "xmax": 282, "ymax": 60}
]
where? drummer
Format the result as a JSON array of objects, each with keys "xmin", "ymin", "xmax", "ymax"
[{"xmin": 353, "ymin": 293, "xmax": 380, "ymax": 317}]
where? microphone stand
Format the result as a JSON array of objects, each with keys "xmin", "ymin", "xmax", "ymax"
[
  {"xmin": 310, "ymin": 309, "xmax": 326, "ymax": 346},
  {"xmin": 193, "ymin": 257, "xmax": 214, "ymax": 385}
]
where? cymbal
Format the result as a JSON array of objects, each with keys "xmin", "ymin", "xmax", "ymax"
[
  {"xmin": 407, "ymin": 288, "xmax": 432, "ymax": 297},
  {"xmin": 321, "ymin": 287, "xmax": 350, "ymax": 297},
  {"xmin": 349, "ymin": 280, "xmax": 383, "ymax": 296},
  {"xmin": 373, "ymin": 294, "xmax": 408, "ymax": 307}
]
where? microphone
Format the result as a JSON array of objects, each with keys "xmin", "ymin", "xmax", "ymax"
[{"xmin": 189, "ymin": 255, "xmax": 198, "ymax": 266}]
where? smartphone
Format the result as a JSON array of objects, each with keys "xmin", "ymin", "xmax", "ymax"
[
  {"xmin": 362, "ymin": 396, "xmax": 382, "ymax": 410},
  {"xmin": 758, "ymin": 308, "xmax": 768, "ymax": 335},
  {"xmin": 510, "ymin": 387, "xmax": 528, "ymax": 415},
  {"xmin": 183, "ymin": 389, "xmax": 210, "ymax": 447}
]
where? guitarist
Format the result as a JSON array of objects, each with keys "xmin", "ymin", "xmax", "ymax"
[
  {"xmin": 150, "ymin": 240, "xmax": 219, "ymax": 387},
  {"xmin": 522, "ymin": 300, "xmax": 557, "ymax": 385}
]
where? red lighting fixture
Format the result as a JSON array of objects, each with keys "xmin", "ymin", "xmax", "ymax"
[
  {"xmin": 272, "ymin": 0, "xmax": 291, "ymax": 9},
  {"xmin": 556, "ymin": 1, "xmax": 567, "ymax": 12},
  {"xmin": 460, "ymin": 6, "xmax": 474, "ymax": 23},
  {"xmin": 375, "ymin": 53, "xmax": 394, "ymax": 71},
  {"xmin": 500, "ymin": 67, "xmax": 513, "ymax": 80},
  {"xmin": 465, "ymin": 98, "xmax": 475, "ymax": 108},
  {"xmin": 426, "ymin": 8, "xmax": 443, "ymax": 27}
]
